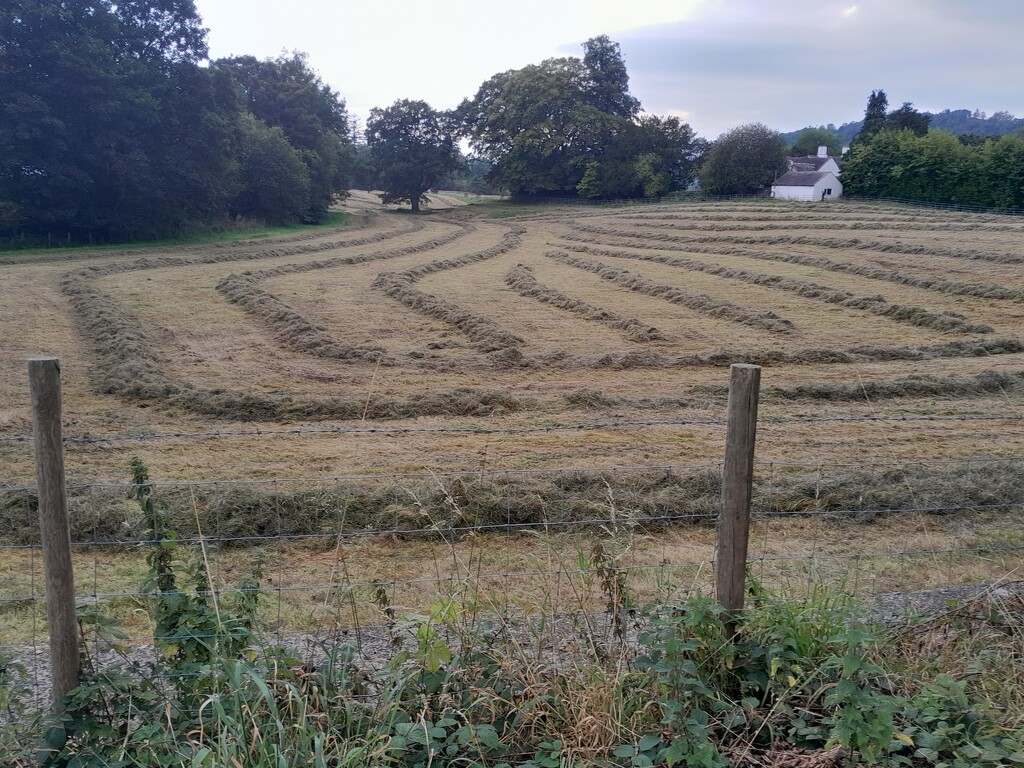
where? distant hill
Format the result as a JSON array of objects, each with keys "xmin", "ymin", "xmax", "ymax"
[{"xmin": 782, "ymin": 109, "xmax": 1024, "ymax": 145}]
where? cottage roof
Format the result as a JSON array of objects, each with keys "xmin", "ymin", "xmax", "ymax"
[
  {"xmin": 774, "ymin": 170, "xmax": 835, "ymax": 187},
  {"xmin": 788, "ymin": 156, "xmax": 835, "ymax": 172}
]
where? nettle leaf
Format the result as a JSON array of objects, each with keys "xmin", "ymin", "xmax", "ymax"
[
  {"xmin": 842, "ymin": 653, "xmax": 863, "ymax": 677},
  {"xmin": 423, "ymin": 642, "xmax": 452, "ymax": 673},
  {"xmin": 723, "ymin": 710, "xmax": 747, "ymax": 729},
  {"xmin": 638, "ymin": 734, "xmax": 661, "ymax": 752},
  {"xmin": 477, "ymin": 725, "xmax": 502, "ymax": 749}
]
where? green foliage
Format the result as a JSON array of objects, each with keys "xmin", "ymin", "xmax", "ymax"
[
  {"xmin": 784, "ymin": 108, "xmax": 1024, "ymax": 149},
  {"xmin": 133, "ymin": 458, "xmax": 260, "ymax": 700},
  {"xmin": 887, "ymin": 102, "xmax": 931, "ymax": 136},
  {"xmin": 582, "ymin": 35, "xmax": 641, "ymax": 119},
  {"xmin": 460, "ymin": 56, "xmax": 600, "ymax": 197},
  {"xmin": 0, "ymin": 0, "xmax": 214, "ymax": 240},
  {"xmin": 5, "ymin": 519, "xmax": 1021, "ymax": 768},
  {"xmin": 0, "ymin": 649, "xmax": 35, "ymax": 763},
  {"xmin": 843, "ymin": 127, "xmax": 1024, "ymax": 208},
  {"xmin": 460, "ymin": 37, "xmax": 701, "ymax": 200},
  {"xmin": 0, "ymin": 3, "xmax": 350, "ymax": 243},
  {"xmin": 366, "ymin": 99, "xmax": 462, "ymax": 213},
  {"xmin": 231, "ymin": 114, "xmax": 312, "ymax": 226},
  {"xmin": 699, "ymin": 123, "xmax": 789, "ymax": 195},
  {"xmin": 822, "ymin": 629, "xmax": 898, "ymax": 762},
  {"xmin": 899, "ymin": 675, "xmax": 1024, "ymax": 767},
  {"xmin": 441, "ymin": 155, "xmax": 502, "ymax": 195},
  {"xmin": 213, "ymin": 52, "xmax": 352, "ymax": 223},
  {"xmin": 634, "ymin": 598, "xmax": 733, "ymax": 767},
  {"xmin": 859, "ymin": 89, "xmax": 891, "ymax": 141},
  {"xmin": 790, "ymin": 127, "xmax": 844, "ymax": 156},
  {"xmin": 577, "ymin": 115, "xmax": 704, "ymax": 200}
]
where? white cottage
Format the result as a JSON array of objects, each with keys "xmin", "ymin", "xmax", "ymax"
[{"xmin": 771, "ymin": 146, "xmax": 844, "ymax": 201}]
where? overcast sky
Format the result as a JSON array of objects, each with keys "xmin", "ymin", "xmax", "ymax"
[{"xmin": 194, "ymin": 0, "xmax": 1024, "ymax": 139}]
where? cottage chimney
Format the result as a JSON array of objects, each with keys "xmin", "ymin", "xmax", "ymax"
[{"xmin": 817, "ymin": 145, "xmax": 828, "ymax": 158}]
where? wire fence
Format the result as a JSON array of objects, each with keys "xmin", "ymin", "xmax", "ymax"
[
  {"xmin": 1, "ymin": 412, "xmax": 1022, "ymax": 446},
  {"xmin": 3, "ymin": 453, "xmax": 1024, "ymax": 709},
  {"xmin": 3, "ymin": 362, "xmax": 1023, "ymax": 722}
]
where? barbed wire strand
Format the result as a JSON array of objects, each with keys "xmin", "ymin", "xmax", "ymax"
[
  {"xmin": 0, "ymin": 412, "xmax": 1022, "ymax": 445},
  {"xmin": 0, "ymin": 501, "xmax": 1020, "ymax": 552}
]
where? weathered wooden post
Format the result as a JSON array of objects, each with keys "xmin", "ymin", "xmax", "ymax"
[
  {"xmin": 715, "ymin": 363, "xmax": 761, "ymax": 629},
  {"xmin": 28, "ymin": 357, "xmax": 80, "ymax": 703}
]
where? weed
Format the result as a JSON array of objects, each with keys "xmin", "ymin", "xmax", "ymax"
[{"xmin": 5, "ymin": 562, "xmax": 1023, "ymax": 767}]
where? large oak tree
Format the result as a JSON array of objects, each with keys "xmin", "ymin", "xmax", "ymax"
[
  {"xmin": 458, "ymin": 37, "xmax": 701, "ymax": 199},
  {"xmin": 366, "ymin": 100, "xmax": 461, "ymax": 213}
]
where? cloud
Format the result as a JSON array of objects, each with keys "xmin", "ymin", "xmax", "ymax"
[{"xmin": 615, "ymin": 0, "xmax": 1024, "ymax": 137}]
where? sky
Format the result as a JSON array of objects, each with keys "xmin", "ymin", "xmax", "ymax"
[{"xmin": 194, "ymin": 0, "xmax": 1024, "ymax": 139}]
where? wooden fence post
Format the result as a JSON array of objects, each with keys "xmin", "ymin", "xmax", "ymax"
[
  {"xmin": 28, "ymin": 357, "xmax": 80, "ymax": 703},
  {"xmin": 715, "ymin": 363, "xmax": 761, "ymax": 627}
]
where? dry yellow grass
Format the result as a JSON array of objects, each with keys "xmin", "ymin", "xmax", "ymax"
[
  {"xmin": 1, "ymin": 199, "xmax": 1024, "ymax": 484},
  {"xmin": 2, "ymin": 199, "xmax": 1023, "ymax": 638},
  {"xmin": 2, "ymin": 508, "xmax": 1021, "ymax": 643}
]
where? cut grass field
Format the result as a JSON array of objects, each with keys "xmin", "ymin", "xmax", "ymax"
[
  {"xmin": 2, "ymin": 199, "xmax": 1024, "ymax": 483},
  {"xmin": 2, "ymin": 198, "xmax": 1024, "ymax": 645}
]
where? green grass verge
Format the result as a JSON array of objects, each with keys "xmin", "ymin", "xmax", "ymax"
[{"xmin": 0, "ymin": 211, "xmax": 350, "ymax": 256}]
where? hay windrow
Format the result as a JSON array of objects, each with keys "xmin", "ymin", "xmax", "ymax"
[
  {"xmin": 505, "ymin": 263, "xmax": 665, "ymax": 342},
  {"xmin": 6, "ymin": 460, "xmax": 1022, "ymax": 545},
  {"xmin": 689, "ymin": 243, "xmax": 1023, "ymax": 303},
  {"xmin": 371, "ymin": 225, "xmax": 528, "ymax": 352},
  {"xmin": 559, "ymin": 242, "xmax": 994, "ymax": 335},
  {"xmin": 616, "ymin": 211, "xmax": 1024, "ymax": 233},
  {"xmin": 613, "ymin": 202, "xmax": 1006, "ymax": 224},
  {"xmin": 243, "ymin": 220, "xmax": 476, "ymax": 280},
  {"xmin": 19, "ymin": 200, "xmax": 1024, "ymax": 434},
  {"xmin": 215, "ymin": 274, "xmax": 393, "ymax": 363},
  {"xmin": 50, "ymin": 216, "xmax": 442, "ymax": 286},
  {"xmin": 211, "ymin": 221, "xmax": 482, "ymax": 363},
  {"xmin": 546, "ymin": 250, "xmax": 797, "ymax": 335},
  {"xmin": 533, "ymin": 337, "xmax": 1024, "ymax": 370},
  {"xmin": 574, "ymin": 221, "xmax": 1024, "ymax": 303},
  {"xmin": 0, "ymin": 222, "xmax": 366, "ymax": 267},
  {"xmin": 564, "ymin": 369, "xmax": 1024, "ymax": 410},
  {"xmin": 0, "ymin": 214, "xmax": 412, "ymax": 267},
  {"xmin": 61, "ymin": 262, "xmax": 526, "ymax": 421},
  {"xmin": 569, "ymin": 223, "xmax": 1024, "ymax": 265},
  {"xmin": 767, "ymin": 368, "xmax": 1024, "ymax": 402}
]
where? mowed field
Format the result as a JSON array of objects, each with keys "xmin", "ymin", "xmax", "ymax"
[
  {"xmin": 3, "ymin": 198, "xmax": 1024, "ymax": 633},
  {"xmin": 2, "ymin": 198, "xmax": 1024, "ymax": 484}
]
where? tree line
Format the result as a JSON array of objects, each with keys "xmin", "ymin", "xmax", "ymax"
[
  {"xmin": 1, "ymin": 0, "xmax": 350, "ymax": 242},
  {"xmin": 2, "ymin": 1, "xmax": 719, "ymax": 239},
  {"xmin": 5, "ymin": 2, "xmax": 1022, "ymax": 245},
  {"xmin": 1, "ymin": 2, "xmax": 710, "ymax": 239},
  {"xmin": 355, "ymin": 36, "xmax": 708, "ymax": 211},
  {"xmin": 842, "ymin": 91, "xmax": 1024, "ymax": 209},
  {"xmin": 783, "ymin": 108, "xmax": 1024, "ymax": 146}
]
